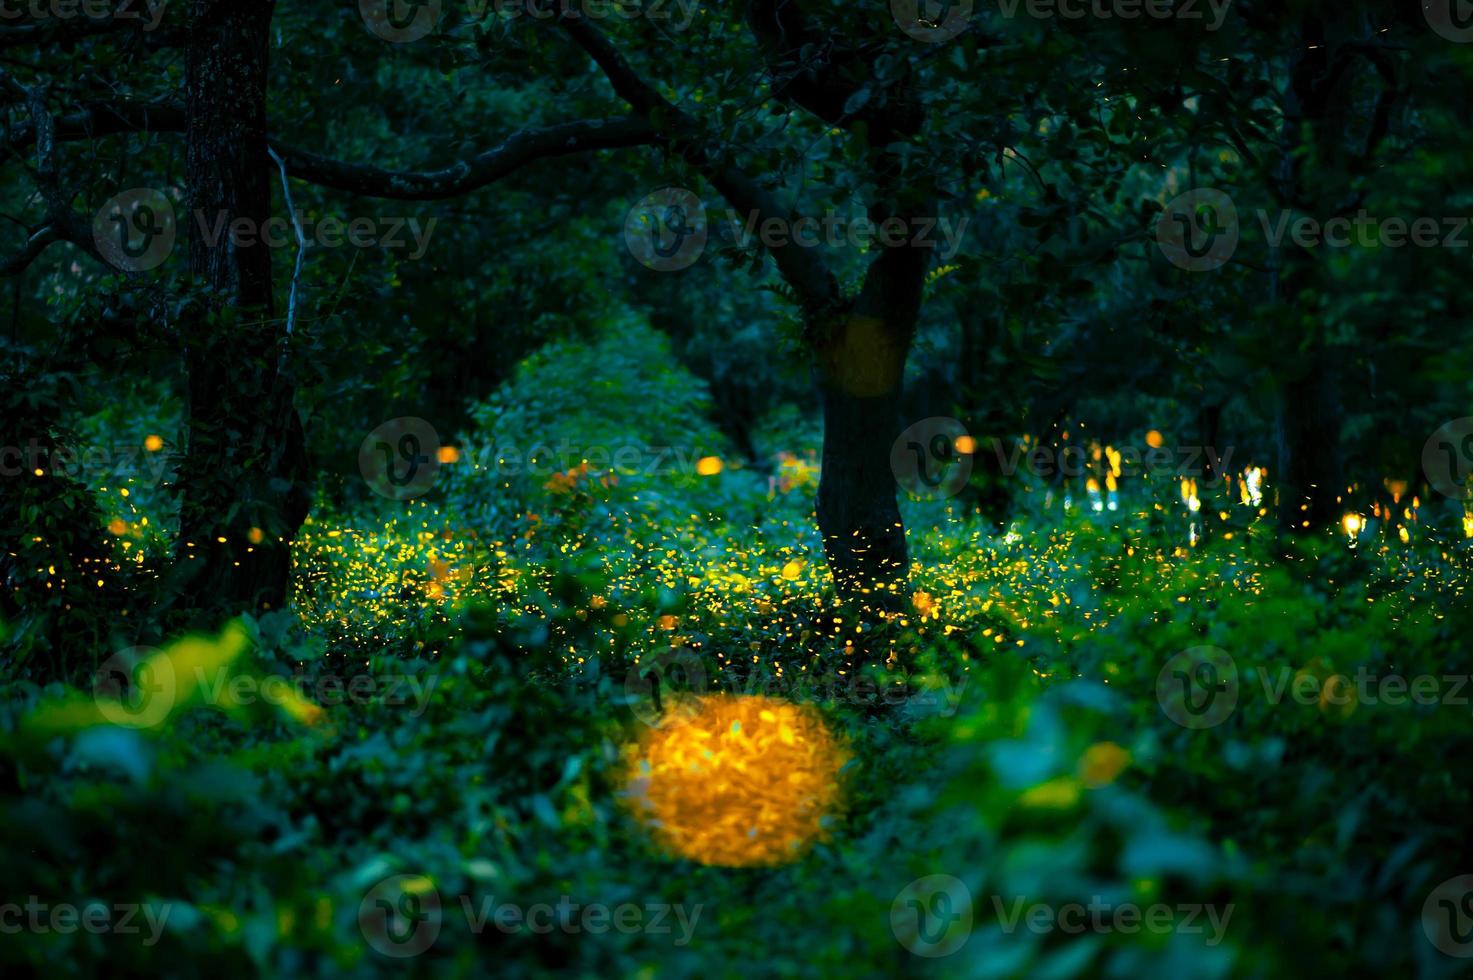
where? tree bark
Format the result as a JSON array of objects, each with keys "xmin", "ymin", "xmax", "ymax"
[
  {"xmin": 813, "ymin": 243, "xmax": 928, "ymax": 610},
  {"xmin": 1275, "ymin": 362, "xmax": 1343, "ymax": 530},
  {"xmin": 172, "ymin": 0, "xmax": 309, "ymax": 616},
  {"xmin": 815, "ymin": 316, "xmax": 912, "ymax": 606},
  {"xmin": 1271, "ymin": 12, "xmax": 1354, "ymax": 535}
]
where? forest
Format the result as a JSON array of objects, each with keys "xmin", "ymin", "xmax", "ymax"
[{"xmin": 2, "ymin": 0, "xmax": 1473, "ymax": 976}]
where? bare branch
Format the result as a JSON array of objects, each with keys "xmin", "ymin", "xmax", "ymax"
[
  {"xmin": 0, "ymin": 223, "xmax": 60, "ymax": 277},
  {"xmin": 555, "ymin": 15, "xmax": 842, "ymax": 313},
  {"xmin": 3, "ymin": 100, "xmax": 186, "ymax": 157},
  {"xmin": 271, "ymin": 116, "xmax": 657, "ymax": 200}
]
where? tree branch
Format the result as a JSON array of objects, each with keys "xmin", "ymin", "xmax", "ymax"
[
  {"xmin": 556, "ymin": 14, "xmax": 842, "ymax": 313},
  {"xmin": 3, "ymin": 100, "xmax": 186, "ymax": 157},
  {"xmin": 0, "ymin": 78, "xmax": 111, "ymax": 275},
  {"xmin": 0, "ymin": 223, "xmax": 60, "ymax": 276},
  {"xmin": 270, "ymin": 116, "xmax": 657, "ymax": 200}
]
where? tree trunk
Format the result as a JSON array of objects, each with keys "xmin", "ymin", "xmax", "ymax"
[
  {"xmin": 813, "ymin": 238, "xmax": 927, "ymax": 611},
  {"xmin": 1270, "ymin": 12, "xmax": 1352, "ymax": 535},
  {"xmin": 172, "ymin": 0, "xmax": 309, "ymax": 616},
  {"xmin": 815, "ymin": 339, "xmax": 909, "ymax": 604},
  {"xmin": 1275, "ymin": 361, "xmax": 1344, "ymax": 531}
]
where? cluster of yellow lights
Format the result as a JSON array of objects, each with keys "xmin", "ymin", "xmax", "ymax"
[
  {"xmin": 620, "ymin": 694, "xmax": 850, "ymax": 867},
  {"xmin": 22, "ymin": 431, "xmax": 1473, "ymax": 687}
]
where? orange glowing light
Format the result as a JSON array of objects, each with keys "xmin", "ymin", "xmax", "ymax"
[{"xmin": 621, "ymin": 695, "xmax": 849, "ymax": 867}]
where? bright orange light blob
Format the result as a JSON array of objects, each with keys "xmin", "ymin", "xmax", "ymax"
[
  {"xmin": 621, "ymin": 694, "xmax": 849, "ymax": 867},
  {"xmin": 1145, "ymin": 429, "xmax": 1164, "ymax": 448}
]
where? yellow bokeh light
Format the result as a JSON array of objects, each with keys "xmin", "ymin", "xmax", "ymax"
[
  {"xmin": 620, "ymin": 694, "xmax": 849, "ymax": 867},
  {"xmin": 695, "ymin": 456, "xmax": 723, "ymax": 476}
]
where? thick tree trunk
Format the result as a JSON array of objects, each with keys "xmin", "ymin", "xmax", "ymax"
[
  {"xmin": 813, "ymin": 240, "xmax": 927, "ymax": 611},
  {"xmin": 815, "ymin": 333, "xmax": 910, "ymax": 605},
  {"xmin": 1275, "ymin": 362, "xmax": 1344, "ymax": 532},
  {"xmin": 173, "ymin": 0, "xmax": 308, "ymax": 616},
  {"xmin": 1270, "ymin": 13, "xmax": 1351, "ymax": 535}
]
